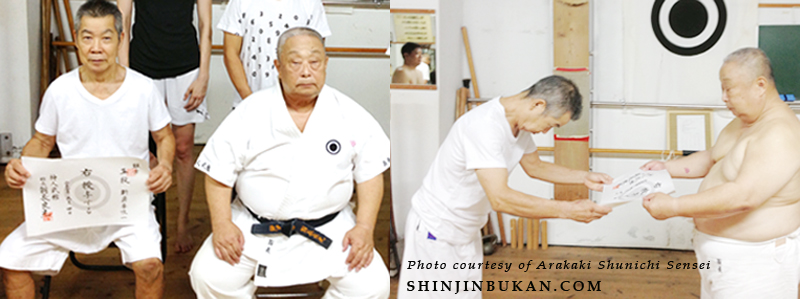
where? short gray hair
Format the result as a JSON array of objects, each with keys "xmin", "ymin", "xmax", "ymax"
[
  {"xmin": 276, "ymin": 27, "xmax": 325, "ymax": 60},
  {"xmin": 723, "ymin": 47, "xmax": 775, "ymax": 84},
  {"xmin": 523, "ymin": 75, "xmax": 582, "ymax": 121},
  {"xmin": 75, "ymin": 0, "xmax": 123, "ymax": 37}
]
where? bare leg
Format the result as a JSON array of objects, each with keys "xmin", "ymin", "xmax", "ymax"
[
  {"xmin": 132, "ymin": 258, "xmax": 163, "ymax": 299},
  {"xmin": 173, "ymin": 123, "xmax": 196, "ymax": 253},
  {"xmin": 2, "ymin": 269, "xmax": 35, "ymax": 299}
]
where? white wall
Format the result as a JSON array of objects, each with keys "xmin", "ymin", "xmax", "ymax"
[
  {"xmin": 0, "ymin": 0, "xmax": 41, "ymax": 157},
  {"xmin": 391, "ymin": 0, "xmax": 800, "ymax": 250},
  {"xmin": 390, "ymin": 0, "xmax": 470, "ymax": 238}
]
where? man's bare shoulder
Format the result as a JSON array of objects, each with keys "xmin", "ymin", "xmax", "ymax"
[{"xmin": 391, "ymin": 68, "xmax": 408, "ymax": 84}]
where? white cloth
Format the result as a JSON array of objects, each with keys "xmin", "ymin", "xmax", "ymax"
[
  {"xmin": 189, "ymin": 205, "xmax": 389, "ymax": 299},
  {"xmin": 411, "ymin": 98, "xmax": 537, "ymax": 245},
  {"xmin": 398, "ymin": 209, "xmax": 482, "ymax": 299},
  {"xmin": 0, "ymin": 206, "xmax": 162, "ymax": 275},
  {"xmin": 416, "ymin": 63, "xmax": 430, "ymax": 82},
  {"xmin": 694, "ymin": 228, "xmax": 800, "ymax": 299},
  {"xmin": 0, "ymin": 67, "xmax": 170, "ymax": 274},
  {"xmin": 153, "ymin": 68, "xmax": 210, "ymax": 126},
  {"xmin": 217, "ymin": 0, "xmax": 331, "ymax": 107},
  {"xmin": 192, "ymin": 85, "xmax": 389, "ymax": 289},
  {"xmin": 34, "ymin": 67, "xmax": 172, "ymax": 162}
]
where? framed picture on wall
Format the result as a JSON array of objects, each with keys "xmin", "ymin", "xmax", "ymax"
[{"xmin": 666, "ymin": 110, "xmax": 713, "ymax": 152}]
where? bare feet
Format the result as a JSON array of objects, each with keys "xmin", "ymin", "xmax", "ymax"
[{"xmin": 175, "ymin": 231, "xmax": 195, "ymax": 254}]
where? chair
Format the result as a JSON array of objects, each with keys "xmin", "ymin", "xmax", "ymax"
[
  {"xmin": 455, "ymin": 87, "xmax": 489, "ymax": 119},
  {"xmin": 256, "ymin": 282, "xmax": 326, "ymax": 298},
  {"xmin": 39, "ymin": 192, "xmax": 167, "ymax": 299}
]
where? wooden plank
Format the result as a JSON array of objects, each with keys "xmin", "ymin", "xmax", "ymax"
[
  {"xmin": 461, "ymin": 27, "xmax": 480, "ymax": 98},
  {"xmin": 41, "ymin": 0, "xmax": 52, "ymax": 99},
  {"xmin": 553, "ymin": 0, "xmax": 589, "ymax": 68},
  {"xmin": 554, "ymin": 137, "xmax": 590, "ymax": 201}
]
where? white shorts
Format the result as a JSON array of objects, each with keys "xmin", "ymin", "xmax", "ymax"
[
  {"xmin": 153, "ymin": 68, "xmax": 210, "ymax": 126},
  {"xmin": 398, "ymin": 209, "xmax": 483, "ymax": 299},
  {"xmin": 694, "ymin": 227, "xmax": 800, "ymax": 299},
  {"xmin": 0, "ymin": 205, "xmax": 162, "ymax": 276}
]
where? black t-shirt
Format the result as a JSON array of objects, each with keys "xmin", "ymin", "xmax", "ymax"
[{"xmin": 129, "ymin": 0, "xmax": 200, "ymax": 79}]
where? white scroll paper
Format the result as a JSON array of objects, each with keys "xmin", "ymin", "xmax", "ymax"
[{"xmin": 21, "ymin": 157, "xmax": 150, "ymax": 237}]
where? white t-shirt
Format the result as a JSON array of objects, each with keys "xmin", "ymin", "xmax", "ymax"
[
  {"xmin": 217, "ymin": 0, "xmax": 332, "ymax": 107},
  {"xmin": 411, "ymin": 98, "xmax": 537, "ymax": 244},
  {"xmin": 35, "ymin": 67, "xmax": 171, "ymax": 162},
  {"xmin": 416, "ymin": 62, "xmax": 430, "ymax": 82},
  {"xmin": 195, "ymin": 85, "xmax": 389, "ymax": 220}
]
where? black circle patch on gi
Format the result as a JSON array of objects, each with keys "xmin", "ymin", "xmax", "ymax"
[
  {"xmin": 326, "ymin": 139, "xmax": 341, "ymax": 155},
  {"xmin": 651, "ymin": 0, "xmax": 726, "ymax": 56}
]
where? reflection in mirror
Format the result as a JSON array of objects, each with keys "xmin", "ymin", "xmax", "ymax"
[{"xmin": 390, "ymin": 10, "xmax": 435, "ymax": 87}]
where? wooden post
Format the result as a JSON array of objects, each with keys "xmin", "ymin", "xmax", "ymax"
[
  {"xmin": 41, "ymin": 0, "xmax": 52, "ymax": 98},
  {"xmin": 497, "ymin": 213, "xmax": 506, "ymax": 246},
  {"xmin": 510, "ymin": 219, "xmax": 517, "ymax": 249},
  {"xmin": 518, "ymin": 218, "xmax": 524, "ymax": 249},
  {"xmin": 541, "ymin": 221, "xmax": 549, "ymax": 250},
  {"xmin": 532, "ymin": 219, "xmax": 539, "ymax": 250},
  {"xmin": 553, "ymin": 0, "xmax": 591, "ymax": 202},
  {"xmin": 461, "ymin": 26, "xmax": 480, "ymax": 98},
  {"xmin": 526, "ymin": 219, "xmax": 533, "ymax": 250}
]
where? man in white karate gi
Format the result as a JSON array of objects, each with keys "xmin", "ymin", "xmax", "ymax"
[{"xmin": 188, "ymin": 27, "xmax": 390, "ymax": 299}]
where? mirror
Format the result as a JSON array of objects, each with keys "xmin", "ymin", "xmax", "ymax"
[{"xmin": 390, "ymin": 9, "xmax": 436, "ymax": 88}]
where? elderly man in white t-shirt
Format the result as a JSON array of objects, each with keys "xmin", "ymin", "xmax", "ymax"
[
  {"xmin": 398, "ymin": 75, "xmax": 613, "ymax": 299},
  {"xmin": 1, "ymin": 1, "xmax": 174, "ymax": 298},
  {"xmin": 188, "ymin": 27, "xmax": 390, "ymax": 299}
]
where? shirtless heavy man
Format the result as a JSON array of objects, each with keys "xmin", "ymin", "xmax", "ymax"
[
  {"xmin": 391, "ymin": 42, "xmax": 424, "ymax": 85},
  {"xmin": 642, "ymin": 47, "xmax": 800, "ymax": 298}
]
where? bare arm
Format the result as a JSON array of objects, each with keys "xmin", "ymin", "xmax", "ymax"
[
  {"xmin": 147, "ymin": 125, "xmax": 175, "ymax": 193},
  {"xmin": 645, "ymin": 127, "xmax": 800, "ymax": 219},
  {"xmin": 117, "ymin": 0, "xmax": 134, "ymax": 67},
  {"xmin": 222, "ymin": 32, "xmax": 252, "ymax": 99},
  {"xmin": 342, "ymin": 174, "xmax": 383, "ymax": 271},
  {"xmin": 476, "ymin": 168, "xmax": 610, "ymax": 222},
  {"xmin": 205, "ymin": 175, "xmax": 244, "ymax": 265},
  {"xmin": 520, "ymin": 151, "xmax": 612, "ymax": 191},
  {"xmin": 4, "ymin": 132, "xmax": 57, "ymax": 188},
  {"xmin": 183, "ymin": 0, "xmax": 213, "ymax": 111},
  {"xmin": 641, "ymin": 150, "xmax": 714, "ymax": 179}
]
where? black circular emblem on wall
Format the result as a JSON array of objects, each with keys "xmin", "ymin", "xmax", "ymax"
[
  {"xmin": 326, "ymin": 139, "xmax": 341, "ymax": 155},
  {"xmin": 651, "ymin": 0, "xmax": 727, "ymax": 56}
]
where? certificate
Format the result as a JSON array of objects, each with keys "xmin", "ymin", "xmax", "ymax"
[
  {"xmin": 600, "ymin": 169, "xmax": 675, "ymax": 207},
  {"xmin": 21, "ymin": 157, "xmax": 150, "ymax": 237}
]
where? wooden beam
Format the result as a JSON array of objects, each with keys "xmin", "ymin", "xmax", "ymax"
[{"xmin": 41, "ymin": 0, "xmax": 52, "ymax": 99}]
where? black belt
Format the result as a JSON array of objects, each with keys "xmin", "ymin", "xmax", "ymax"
[{"xmin": 247, "ymin": 208, "xmax": 338, "ymax": 249}]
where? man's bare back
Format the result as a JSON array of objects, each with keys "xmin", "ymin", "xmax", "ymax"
[{"xmin": 696, "ymin": 107, "xmax": 800, "ymax": 241}]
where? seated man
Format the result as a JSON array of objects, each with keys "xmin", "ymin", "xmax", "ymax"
[
  {"xmin": 391, "ymin": 42, "xmax": 425, "ymax": 85},
  {"xmin": 189, "ymin": 27, "xmax": 390, "ymax": 299},
  {"xmin": 398, "ymin": 76, "xmax": 612, "ymax": 299},
  {"xmin": 642, "ymin": 48, "xmax": 800, "ymax": 298},
  {"xmin": 0, "ymin": 1, "xmax": 174, "ymax": 298}
]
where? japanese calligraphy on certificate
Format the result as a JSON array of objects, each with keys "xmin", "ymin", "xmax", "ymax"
[
  {"xmin": 21, "ymin": 157, "xmax": 150, "ymax": 237},
  {"xmin": 599, "ymin": 169, "xmax": 675, "ymax": 207}
]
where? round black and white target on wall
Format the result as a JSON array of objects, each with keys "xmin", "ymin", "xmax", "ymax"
[{"xmin": 651, "ymin": 0, "xmax": 727, "ymax": 56}]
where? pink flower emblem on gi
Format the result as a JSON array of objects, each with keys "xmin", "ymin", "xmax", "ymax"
[
  {"xmin": 350, "ymin": 140, "xmax": 356, "ymax": 147},
  {"xmin": 126, "ymin": 168, "xmax": 138, "ymax": 177}
]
